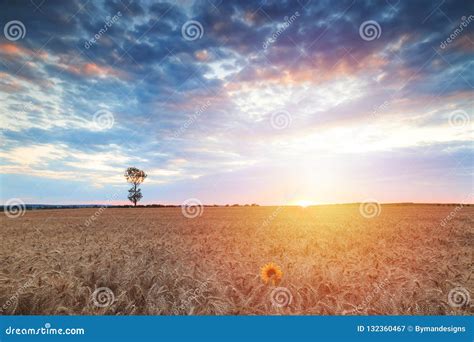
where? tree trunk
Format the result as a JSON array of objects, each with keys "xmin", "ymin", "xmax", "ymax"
[{"xmin": 134, "ymin": 183, "xmax": 137, "ymax": 207}]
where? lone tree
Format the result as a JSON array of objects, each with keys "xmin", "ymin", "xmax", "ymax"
[{"xmin": 124, "ymin": 167, "xmax": 147, "ymax": 206}]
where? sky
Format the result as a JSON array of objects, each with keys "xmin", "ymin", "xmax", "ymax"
[{"xmin": 0, "ymin": 0, "xmax": 473, "ymax": 205}]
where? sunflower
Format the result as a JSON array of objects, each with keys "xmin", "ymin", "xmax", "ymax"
[{"xmin": 260, "ymin": 263, "xmax": 283, "ymax": 285}]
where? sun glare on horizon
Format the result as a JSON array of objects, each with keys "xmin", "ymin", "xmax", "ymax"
[{"xmin": 295, "ymin": 200, "xmax": 314, "ymax": 208}]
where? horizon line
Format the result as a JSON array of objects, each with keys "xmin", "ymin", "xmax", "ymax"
[{"xmin": 2, "ymin": 201, "xmax": 473, "ymax": 208}]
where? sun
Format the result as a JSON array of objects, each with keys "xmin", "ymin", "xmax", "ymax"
[{"xmin": 295, "ymin": 200, "xmax": 313, "ymax": 208}]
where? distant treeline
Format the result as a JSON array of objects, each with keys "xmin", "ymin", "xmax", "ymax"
[
  {"xmin": 0, "ymin": 203, "xmax": 261, "ymax": 211},
  {"xmin": 329, "ymin": 202, "xmax": 472, "ymax": 206},
  {"xmin": 0, "ymin": 203, "xmax": 472, "ymax": 211}
]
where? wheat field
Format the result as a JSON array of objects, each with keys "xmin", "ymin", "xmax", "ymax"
[{"xmin": 0, "ymin": 205, "xmax": 472, "ymax": 315}]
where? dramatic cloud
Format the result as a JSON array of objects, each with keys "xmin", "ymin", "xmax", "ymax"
[{"xmin": 0, "ymin": 0, "xmax": 472, "ymax": 204}]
